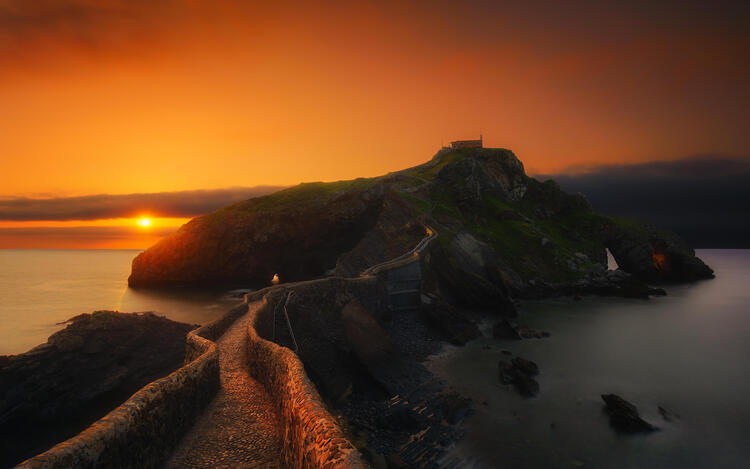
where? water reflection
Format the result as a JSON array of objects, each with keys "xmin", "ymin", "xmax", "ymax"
[{"xmin": 0, "ymin": 249, "xmax": 253, "ymax": 354}]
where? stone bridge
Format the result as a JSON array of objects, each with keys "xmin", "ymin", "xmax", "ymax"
[{"xmin": 17, "ymin": 225, "xmax": 438, "ymax": 469}]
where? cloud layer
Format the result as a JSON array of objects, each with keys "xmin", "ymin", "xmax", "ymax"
[
  {"xmin": 0, "ymin": 186, "xmax": 284, "ymax": 221},
  {"xmin": 540, "ymin": 155, "xmax": 750, "ymax": 248}
]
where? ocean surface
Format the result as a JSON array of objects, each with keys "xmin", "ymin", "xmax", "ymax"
[
  {"xmin": 430, "ymin": 249, "xmax": 750, "ymax": 469},
  {"xmin": 0, "ymin": 249, "xmax": 246, "ymax": 355}
]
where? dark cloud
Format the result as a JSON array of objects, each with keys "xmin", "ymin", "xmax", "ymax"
[
  {"xmin": 0, "ymin": 0, "xmax": 172, "ymax": 50},
  {"xmin": 0, "ymin": 226, "xmax": 174, "ymax": 237},
  {"xmin": 540, "ymin": 155, "xmax": 750, "ymax": 248},
  {"xmin": 0, "ymin": 226, "xmax": 177, "ymax": 249},
  {"xmin": 0, "ymin": 186, "xmax": 285, "ymax": 221}
]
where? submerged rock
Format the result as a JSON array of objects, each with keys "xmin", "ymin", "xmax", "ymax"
[
  {"xmin": 492, "ymin": 318, "xmax": 522, "ymax": 340},
  {"xmin": 511, "ymin": 357, "xmax": 539, "ymax": 377},
  {"xmin": 514, "ymin": 374, "xmax": 541, "ymax": 397},
  {"xmin": 601, "ymin": 394, "xmax": 657, "ymax": 433},
  {"xmin": 493, "ymin": 319, "xmax": 549, "ymax": 340},
  {"xmin": 658, "ymin": 405, "xmax": 680, "ymax": 422},
  {"xmin": 498, "ymin": 360, "xmax": 516, "ymax": 384},
  {"xmin": 498, "ymin": 356, "xmax": 540, "ymax": 397}
]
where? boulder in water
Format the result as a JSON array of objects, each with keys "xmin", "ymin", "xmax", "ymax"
[
  {"xmin": 601, "ymin": 394, "xmax": 657, "ymax": 433},
  {"xmin": 498, "ymin": 356, "xmax": 540, "ymax": 397}
]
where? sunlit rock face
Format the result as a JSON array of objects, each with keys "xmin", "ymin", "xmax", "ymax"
[{"xmin": 129, "ymin": 147, "xmax": 712, "ymax": 298}]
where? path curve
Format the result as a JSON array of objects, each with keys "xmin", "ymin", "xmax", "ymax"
[
  {"xmin": 361, "ymin": 224, "xmax": 437, "ymax": 276},
  {"xmin": 165, "ymin": 303, "xmax": 281, "ymax": 468}
]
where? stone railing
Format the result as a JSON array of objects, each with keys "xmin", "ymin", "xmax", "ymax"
[
  {"xmin": 246, "ymin": 290, "xmax": 369, "ymax": 469},
  {"xmin": 238, "ymin": 233, "xmax": 440, "ymax": 468},
  {"xmin": 360, "ymin": 224, "xmax": 436, "ymax": 276},
  {"xmin": 16, "ymin": 303, "xmax": 249, "ymax": 469}
]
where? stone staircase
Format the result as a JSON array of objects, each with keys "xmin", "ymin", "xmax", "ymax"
[
  {"xmin": 380, "ymin": 260, "xmax": 423, "ymax": 313},
  {"xmin": 361, "ymin": 224, "xmax": 437, "ymax": 314}
]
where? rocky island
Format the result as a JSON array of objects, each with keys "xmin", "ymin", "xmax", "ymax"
[
  {"xmin": 130, "ymin": 147, "xmax": 712, "ymax": 297},
  {"xmin": 124, "ymin": 147, "xmax": 713, "ymax": 467}
]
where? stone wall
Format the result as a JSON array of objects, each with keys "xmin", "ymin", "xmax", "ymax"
[
  {"xmin": 246, "ymin": 291, "xmax": 369, "ymax": 469},
  {"xmin": 245, "ymin": 276, "xmax": 381, "ymax": 312},
  {"xmin": 16, "ymin": 304, "xmax": 249, "ymax": 469}
]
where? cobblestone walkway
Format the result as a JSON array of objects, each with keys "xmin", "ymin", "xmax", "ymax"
[{"xmin": 165, "ymin": 304, "xmax": 282, "ymax": 468}]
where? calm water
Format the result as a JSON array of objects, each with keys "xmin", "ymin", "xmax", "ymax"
[
  {"xmin": 430, "ymin": 250, "xmax": 750, "ymax": 468},
  {"xmin": 0, "ymin": 249, "xmax": 246, "ymax": 355}
]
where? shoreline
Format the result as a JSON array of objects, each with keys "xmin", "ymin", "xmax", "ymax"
[{"xmin": 422, "ymin": 253, "xmax": 750, "ymax": 468}]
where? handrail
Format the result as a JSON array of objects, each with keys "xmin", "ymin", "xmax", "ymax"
[
  {"xmin": 282, "ymin": 291, "xmax": 299, "ymax": 353},
  {"xmin": 360, "ymin": 224, "xmax": 437, "ymax": 276}
]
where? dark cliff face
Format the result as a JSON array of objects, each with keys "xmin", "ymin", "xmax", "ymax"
[
  {"xmin": 129, "ymin": 180, "xmax": 388, "ymax": 287},
  {"xmin": 128, "ymin": 148, "xmax": 713, "ymax": 295}
]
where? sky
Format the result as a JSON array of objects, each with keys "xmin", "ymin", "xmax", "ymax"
[{"xmin": 1, "ymin": 0, "xmax": 748, "ymax": 248}]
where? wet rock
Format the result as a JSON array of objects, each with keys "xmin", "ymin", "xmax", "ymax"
[
  {"xmin": 511, "ymin": 357, "xmax": 539, "ymax": 377},
  {"xmin": 492, "ymin": 318, "xmax": 521, "ymax": 340},
  {"xmin": 601, "ymin": 394, "xmax": 657, "ymax": 433},
  {"xmin": 498, "ymin": 357, "xmax": 540, "ymax": 397},
  {"xmin": 514, "ymin": 374, "xmax": 540, "ymax": 397},
  {"xmin": 498, "ymin": 360, "xmax": 516, "ymax": 384},
  {"xmin": 658, "ymin": 405, "xmax": 680, "ymax": 422}
]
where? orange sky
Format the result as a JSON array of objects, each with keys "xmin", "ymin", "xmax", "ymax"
[{"xmin": 1, "ymin": 0, "xmax": 748, "ymax": 248}]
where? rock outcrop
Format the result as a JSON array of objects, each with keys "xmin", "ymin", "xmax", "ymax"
[
  {"xmin": 601, "ymin": 393, "xmax": 657, "ymax": 433},
  {"xmin": 605, "ymin": 219, "xmax": 714, "ymax": 283},
  {"xmin": 129, "ymin": 147, "xmax": 713, "ymax": 303},
  {"xmin": 498, "ymin": 355, "xmax": 540, "ymax": 397},
  {"xmin": 0, "ymin": 311, "xmax": 196, "ymax": 468}
]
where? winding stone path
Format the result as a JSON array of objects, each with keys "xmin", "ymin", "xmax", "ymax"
[{"xmin": 165, "ymin": 304, "xmax": 282, "ymax": 468}]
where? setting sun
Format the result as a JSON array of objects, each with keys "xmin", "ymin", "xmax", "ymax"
[{"xmin": 137, "ymin": 218, "xmax": 152, "ymax": 228}]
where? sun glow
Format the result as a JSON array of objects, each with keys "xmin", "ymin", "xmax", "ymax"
[{"xmin": 137, "ymin": 217, "xmax": 152, "ymax": 228}]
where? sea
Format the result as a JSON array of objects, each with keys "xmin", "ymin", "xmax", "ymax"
[
  {"xmin": 0, "ymin": 249, "xmax": 246, "ymax": 355},
  {"xmin": 2, "ymin": 249, "xmax": 748, "ymax": 468},
  {"xmin": 430, "ymin": 249, "xmax": 750, "ymax": 469}
]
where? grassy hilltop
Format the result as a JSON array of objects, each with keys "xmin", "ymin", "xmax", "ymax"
[{"xmin": 129, "ymin": 147, "xmax": 712, "ymax": 304}]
